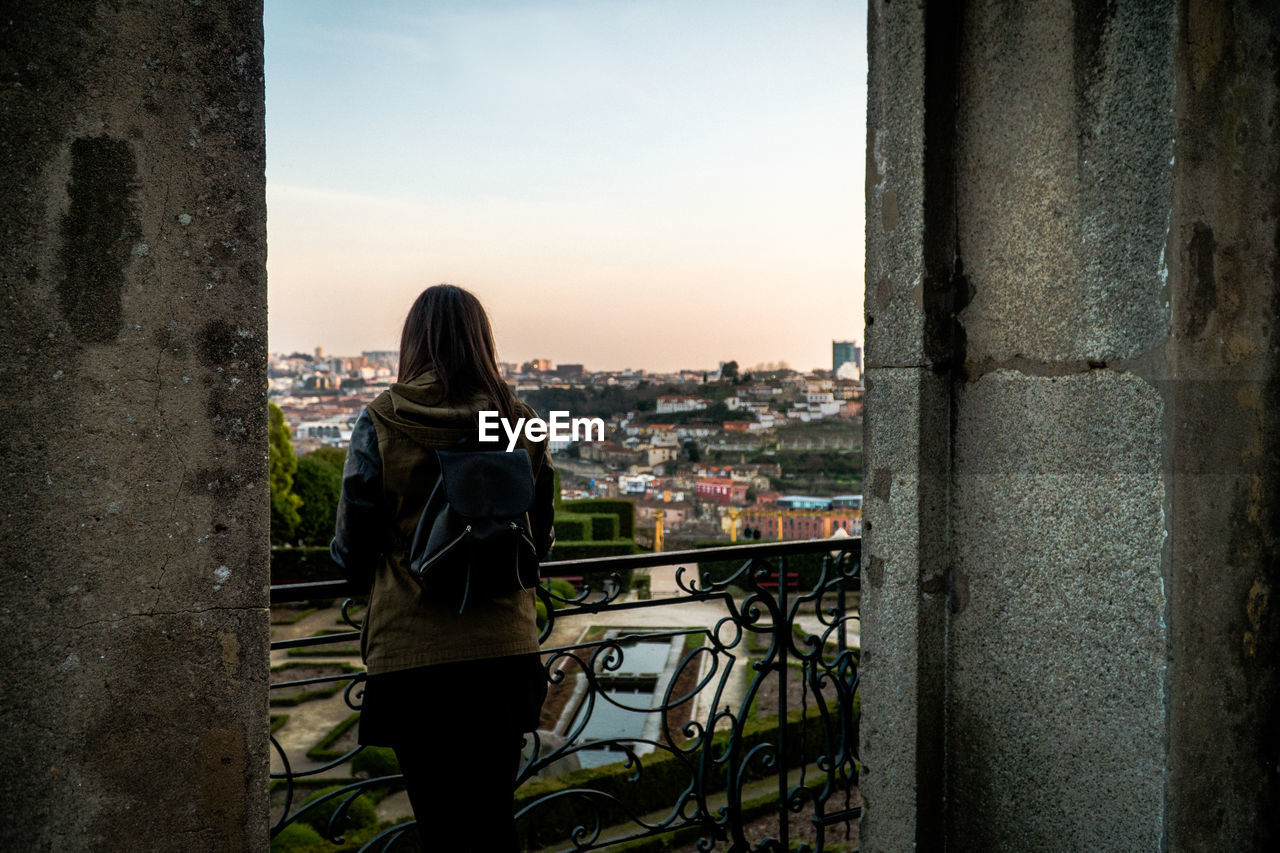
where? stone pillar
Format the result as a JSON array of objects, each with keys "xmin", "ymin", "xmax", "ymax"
[
  {"xmin": 0, "ymin": 2, "xmax": 269, "ymax": 850},
  {"xmin": 860, "ymin": 0, "xmax": 952, "ymax": 847},
  {"xmin": 862, "ymin": 1, "xmax": 1279, "ymax": 849}
]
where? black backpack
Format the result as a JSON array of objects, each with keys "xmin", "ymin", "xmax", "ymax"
[{"xmin": 407, "ymin": 446, "xmax": 541, "ymax": 613}]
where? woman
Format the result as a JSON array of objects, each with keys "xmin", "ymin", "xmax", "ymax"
[{"xmin": 330, "ymin": 284, "xmax": 554, "ymax": 851}]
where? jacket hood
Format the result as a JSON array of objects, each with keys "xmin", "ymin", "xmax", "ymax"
[
  {"xmin": 373, "ymin": 368, "xmax": 538, "ymax": 451},
  {"xmin": 377, "ymin": 369, "xmax": 489, "ymax": 441}
]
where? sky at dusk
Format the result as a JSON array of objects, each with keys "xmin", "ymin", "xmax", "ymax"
[{"xmin": 265, "ymin": 0, "xmax": 867, "ymax": 373}]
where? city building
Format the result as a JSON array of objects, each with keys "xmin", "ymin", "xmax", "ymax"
[
  {"xmin": 738, "ymin": 507, "xmax": 862, "ymax": 540},
  {"xmin": 832, "ymin": 339, "xmax": 861, "ymax": 375},
  {"xmin": 776, "ymin": 495, "xmax": 834, "ymax": 510},
  {"xmin": 694, "ymin": 477, "xmax": 750, "ymax": 506},
  {"xmin": 634, "ymin": 500, "xmax": 692, "ymax": 529},
  {"xmin": 655, "ymin": 395, "xmax": 709, "ymax": 414}
]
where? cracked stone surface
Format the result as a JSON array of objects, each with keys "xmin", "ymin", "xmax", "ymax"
[{"xmin": 0, "ymin": 1, "xmax": 269, "ymax": 849}]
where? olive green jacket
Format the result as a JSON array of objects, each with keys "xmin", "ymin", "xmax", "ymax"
[{"xmin": 331, "ymin": 370, "xmax": 553, "ymax": 675}]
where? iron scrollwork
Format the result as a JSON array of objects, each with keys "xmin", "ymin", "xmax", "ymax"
[{"xmin": 269, "ymin": 538, "xmax": 860, "ymax": 851}]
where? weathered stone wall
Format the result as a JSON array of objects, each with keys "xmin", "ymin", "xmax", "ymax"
[
  {"xmin": 0, "ymin": 2, "xmax": 269, "ymax": 849},
  {"xmin": 863, "ymin": 0, "xmax": 1279, "ymax": 849},
  {"xmin": 1167, "ymin": 1, "xmax": 1280, "ymax": 847},
  {"xmin": 947, "ymin": 2, "xmax": 1173, "ymax": 848}
]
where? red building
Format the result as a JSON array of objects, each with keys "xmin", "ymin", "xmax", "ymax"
[{"xmin": 695, "ymin": 477, "xmax": 749, "ymax": 506}]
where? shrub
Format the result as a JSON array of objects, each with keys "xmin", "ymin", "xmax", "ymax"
[
  {"xmin": 269, "ymin": 663, "xmax": 360, "ymax": 707},
  {"xmin": 546, "ymin": 540, "xmax": 639, "ymax": 593},
  {"xmin": 584, "ymin": 512, "xmax": 620, "ymax": 541},
  {"xmin": 561, "ymin": 499, "xmax": 634, "ymax": 539},
  {"xmin": 692, "ymin": 540, "xmax": 855, "ymax": 594},
  {"xmin": 544, "ymin": 577, "xmax": 578, "ymax": 601},
  {"xmin": 536, "ymin": 577, "xmax": 581, "ymax": 628},
  {"xmin": 292, "ymin": 454, "xmax": 342, "ymax": 547},
  {"xmin": 551, "ymin": 510, "xmax": 624, "ymax": 545},
  {"xmin": 598, "ymin": 781, "xmax": 832, "ymax": 853},
  {"xmin": 514, "ymin": 709, "xmax": 852, "ymax": 849},
  {"xmin": 270, "ymin": 606, "xmax": 317, "ymax": 626},
  {"xmin": 270, "ymin": 821, "xmax": 324, "ymax": 852},
  {"xmin": 306, "ymin": 713, "xmax": 360, "ymax": 761},
  {"xmin": 296, "ymin": 784, "xmax": 378, "ymax": 837},
  {"xmin": 271, "ymin": 547, "xmax": 343, "ymax": 585},
  {"xmin": 547, "ymin": 539, "xmax": 639, "ymax": 561},
  {"xmin": 552, "ymin": 513, "xmax": 593, "ymax": 542},
  {"xmin": 351, "ymin": 745, "xmax": 400, "ymax": 779}
]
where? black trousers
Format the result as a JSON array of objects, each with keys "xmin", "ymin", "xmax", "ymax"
[
  {"xmin": 394, "ymin": 727, "xmax": 526, "ymax": 852},
  {"xmin": 360, "ymin": 654, "xmax": 547, "ymax": 852}
]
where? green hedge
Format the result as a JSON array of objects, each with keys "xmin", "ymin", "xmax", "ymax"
[
  {"xmin": 284, "ymin": 629, "xmax": 361, "ymax": 658},
  {"xmin": 547, "ymin": 539, "xmax": 639, "ymax": 562},
  {"xmin": 271, "ymin": 606, "xmax": 318, "ymax": 626},
  {"xmin": 271, "ymin": 819, "xmax": 415, "ymax": 853},
  {"xmin": 306, "ymin": 713, "xmax": 360, "ymax": 761},
  {"xmin": 295, "ymin": 784, "xmax": 378, "ymax": 837},
  {"xmin": 351, "ymin": 745, "xmax": 400, "ymax": 778},
  {"xmin": 561, "ymin": 499, "xmax": 634, "ymax": 539},
  {"xmin": 552, "ymin": 511, "xmax": 621, "ymax": 543},
  {"xmin": 692, "ymin": 540, "xmax": 854, "ymax": 593},
  {"xmin": 553, "ymin": 512, "xmax": 593, "ymax": 541},
  {"xmin": 269, "ymin": 662, "xmax": 360, "ymax": 706},
  {"xmin": 271, "ymin": 546, "xmax": 342, "ymax": 585},
  {"xmin": 516, "ymin": 708, "xmax": 850, "ymax": 849},
  {"xmin": 601, "ymin": 781, "xmax": 843, "ymax": 853},
  {"xmin": 584, "ymin": 512, "xmax": 620, "ymax": 541},
  {"xmin": 545, "ymin": 539, "xmax": 639, "ymax": 594},
  {"xmin": 270, "ymin": 822, "xmax": 325, "ymax": 853},
  {"xmin": 535, "ymin": 577, "xmax": 581, "ymax": 628}
]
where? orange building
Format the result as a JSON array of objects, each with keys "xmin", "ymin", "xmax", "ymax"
[{"xmin": 738, "ymin": 508, "xmax": 862, "ymax": 541}]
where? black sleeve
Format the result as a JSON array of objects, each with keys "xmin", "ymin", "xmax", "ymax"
[
  {"xmin": 330, "ymin": 410, "xmax": 385, "ymax": 592},
  {"xmin": 530, "ymin": 452, "xmax": 556, "ymax": 561}
]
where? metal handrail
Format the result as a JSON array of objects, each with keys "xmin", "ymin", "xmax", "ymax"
[{"xmin": 270, "ymin": 537, "xmax": 860, "ymax": 603}]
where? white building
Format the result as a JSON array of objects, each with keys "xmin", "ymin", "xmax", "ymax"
[
  {"xmin": 656, "ymin": 396, "xmax": 708, "ymax": 414},
  {"xmin": 618, "ymin": 473, "xmax": 655, "ymax": 495}
]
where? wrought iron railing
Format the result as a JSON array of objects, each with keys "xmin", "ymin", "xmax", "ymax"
[{"xmin": 270, "ymin": 538, "xmax": 860, "ymax": 852}]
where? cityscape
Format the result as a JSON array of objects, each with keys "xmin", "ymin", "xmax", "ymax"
[{"xmin": 271, "ymin": 341, "xmax": 865, "ymax": 551}]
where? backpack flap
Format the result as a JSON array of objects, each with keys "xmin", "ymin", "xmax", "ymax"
[{"xmin": 435, "ymin": 448, "xmax": 535, "ymax": 518}]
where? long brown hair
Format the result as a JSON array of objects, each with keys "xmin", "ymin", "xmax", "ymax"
[{"xmin": 397, "ymin": 284, "xmax": 520, "ymax": 424}]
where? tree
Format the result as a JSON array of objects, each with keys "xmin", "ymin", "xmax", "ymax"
[
  {"xmin": 721, "ymin": 360, "xmax": 739, "ymax": 383},
  {"xmin": 683, "ymin": 439, "xmax": 701, "ymax": 464},
  {"xmin": 293, "ymin": 451, "xmax": 343, "ymax": 546},
  {"xmin": 269, "ymin": 402, "xmax": 302, "ymax": 544},
  {"xmin": 307, "ymin": 445, "xmax": 347, "ymax": 476}
]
